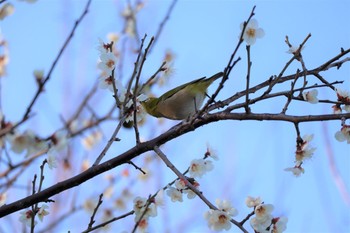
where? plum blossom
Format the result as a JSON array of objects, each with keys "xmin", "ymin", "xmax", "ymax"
[
  {"xmin": 98, "ymin": 52, "xmax": 117, "ymax": 76},
  {"xmin": 166, "ymin": 187, "xmax": 183, "ymax": 202},
  {"xmin": 48, "ymin": 130, "xmax": 68, "ymax": 154},
  {"xmin": 96, "ymin": 38, "xmax": 110, "ymax": 54},
  {"xmin": 174, "ymin": 179, "xmax": 198, "ymax": 199},
  {"xmin": 250, "ymin": 204, "xmax": 274, "ymax": 232},
  {"xmin": 332, "ymin": 105, "xmax": 342, "ymax": 114},
  {"xmin": 189, "ymin": 158, "xmax": 213, "ymax": 178},
  {"xmin": 240, "ymin": 18, "xmax": 265, "ymax": 45},
  {"xmin": 125, "ymin": 94, "xmax": 148, "ymax": 123},
  {"xmin": 215, "ymin": 199, "xmax": 238, "ymax": 217},
  {"xmin": 7, "ymin": 130, "xmax": 47, "ymax": 157},
  {"xmin": 245, "ymin": 196, "xmax": 262, "ymax": 208},
  {"xmin": 255, "ymin": 204, "xmax": 274, "ymax": 220},
  {"xmin": 37, "ymin": 205, "xmax": 49, "ymax": 222},
  {"xmin": 336, "ymin": 88, "xmax": 350, "ymax": 112},
  {"xmin": 284, "ymin": 163, "xmax": 305, "ymax": 177},
  {"xmin": 137, "ymin": 218, "xmax": 149, "ymax": 232},
  {"xmin": 204, "ymin": 209, "xmax": 232, "ymax": 231},
  {"xmin": 133, "ymin": 196, "xmax": 157, "ymax": 221},
  {"xmin": 19, "ymin": 209, "xmax": 36, "ymax": 227},
  {"xmin": 295, "ymin": 134, "xmax": 316, "ymax": 162},
  {"xmin": 335, "ymin": 124, "xmax": 350, "ymax": 144},
  {"xmin": 272, "ymin": 216, "xmax": 288, "ymax": 233},
  {"xmin": 250, "ymin": 215, "xmax": 272, "ymax": 233},
  {"xmin": 302, "ymin": 89, "xmax": 319, "ymax": 104},
  {"xmin": 205, "ymin": 143, "xmax": 219, "ymax": 160},
  {"xmin": 47, "ymin": 154, "xmax": 58, "ymax": 169},
  {"xmin": 0, "ymin": 3, "xmax": 14, "ymax": 20}
]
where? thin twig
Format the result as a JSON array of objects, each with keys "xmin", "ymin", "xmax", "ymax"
[
  {"xmin": 131, "ymin": 194, "xmax": 152, "ymax": 233},
  {"xmin": 245, "ymin": 45, "xmax": 252, "ymax": 113},
  {"xmin": 151, "ymin": 0, "xmax": 178, "ymax": 52},
  {"xmin": 0, "ymin": 0, "xmax": 92, "ymax": 137},
  {"xmin": 85, "ymin": 193, "xmax": 104, "ymax": 231},
  {"xmin": 239, "ymin": 210, "xmax": 255, "ymax": 225},
  {"xmin": 82, "ymin": 210, "xmax": 134, "ymax": 233},
  {"xmin": 153, "ymin": 146, "xmax": 248, "ymax": 233},
  {"xmin": 138, "ymin": 61, "xmax": 167, "ymax": 94},
  {"xmin": 132, "ymin": 36, "xmax": 155, "ymax": 144},
  {"xmin": 128, "ymin": 160, "xmax": 146, "ymax": 174},
  {"xmin": 92, "ymin": 114, "xmax": 127, "ymax": 166},
  {"xmin": 281, "ymin": 70, "xmax": 299, "ymax": 114},
  {"xmin": 211, "ymin": 48, "xmax": 349, "ymax": 113}
]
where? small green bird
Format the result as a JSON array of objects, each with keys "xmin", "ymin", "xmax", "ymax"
[{"xmin": 141, "ymin": 72, "xmax": 223, "ymax": 120}]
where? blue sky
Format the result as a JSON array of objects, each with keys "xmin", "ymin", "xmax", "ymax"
[{"xmin": 1, "ymin": 0, "xmax": 349, "ymax": 232}]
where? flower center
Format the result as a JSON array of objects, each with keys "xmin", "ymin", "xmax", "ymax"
[
  {"xmin": 246, "ymin": 28, "xmax": 256, "ymax": 37},
  {"xmin": 106, "ymin": 59, "xmax": 115, "ymax": 69},
  {"xmin": 218, "ymin": 214, "xmax": 227, "ymax": 224}
]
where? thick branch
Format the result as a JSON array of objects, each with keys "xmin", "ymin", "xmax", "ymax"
[{"xmin": 0, "ymin": 111, "xmax": 349, "ymax": 217}]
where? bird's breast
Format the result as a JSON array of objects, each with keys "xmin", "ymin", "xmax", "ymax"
[{"xmin": 157, "ymin": 88, "xmax": 206, "ymax": 120}]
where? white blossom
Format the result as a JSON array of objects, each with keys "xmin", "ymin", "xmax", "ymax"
[
  {"xmin": 47, "ymin": 154, "xmax": 58, "ymax": 169},
  {"xmin": 284, "ymin": 165, "xmax": 305, "ymax": 177},
  {"xmin": 302, "ymin": 89, "xmax": 319, "ymax": 104},
  {"xmin": 204, "ymin": 209, "xmax": 232, "ymax": 231},
  {"xmin": 0, "ymin": 3, "xmax": 14, "ymax": 20},
  {"xmin": 245, "ymin": 196, "xmax": 262, "ymax": 208},
  {"xmin": 336, "ymin": 88, "xmax": 350, "ymax": 113},
  {"xmin": 49, "ymin": 130, "xmax": 68, "ymax": 152},
  {"xmin": 19, "ymin": 210, "xmax": 36, "ymax": 227},
  {"xmin": 37, "ymin": 205, "xmax": 49, "ymax": 222},
  {"xmin": 250, "ymin": 215, "xmax": 272, "ymax": 233},
  {"xmin": 272, "ymin": 216, "xmax": 288, "ymax": 233},
  {"xmin": 98, "ymin": 52, "xmax": 117, "ymax": 76},
  {"xmin": 125, "ymin": 94, "xmax": 148, "ymax": 124},
  {"xmin": 215, "ymin": 199, "xmax": 238, "ymax": 217},
  {"xmin": 133, "ymin": 196, "xmax": 157, "ymax": 220},
  {"xmin": 295, "ymin": 134, "xmax": 316, "ymax": 162},
  {"xmin": 335, "ymin": 125, "xmax": 350, "ymax": 144},
  {"xmin": 255, "ymin": 203, "xmax": 274, "ymax": 220},
  {"xmin": 166, "ymin": 187, "xmax": 183, "ymax": 202},
  {"xmin": 240, "ymin": 18, "xmax": 265, "ymax": 45},
  {"xmin": 206, "ymin": 143, "xmax": 219, "ymax": 160},
  {"xmin": 189, "ymin": 159, "xmax": 214, "ymax": 178}
]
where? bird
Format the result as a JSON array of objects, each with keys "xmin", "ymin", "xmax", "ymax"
[{"xmin": 141, "ymin": 72, "xmax": 224, "ymax": 120}]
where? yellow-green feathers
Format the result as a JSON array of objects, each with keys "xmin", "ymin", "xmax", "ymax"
[{"xmin": 141, "ymin": 72, "xmax": 223, "ymax": 120}]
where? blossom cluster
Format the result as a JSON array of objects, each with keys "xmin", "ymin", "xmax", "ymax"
[
  {"xmin": 284, "ymin": 134, "xmax": 316, "ymax": 177},
  {"xmin": 121, "ymin": 3, "xmax": 144, "ymax": 37},
  {"xmin": 5, "ymin": 127, "xmax": 68, "ymax": 170},
  {"xmin": 204, "ymin": 199, "xmax": 238, "ymax": 231},
  {"xmin": 97, "ymin": 39, "xmax": 147, "ymax": 123},
  {"xmin": 166, "ymin": 145, "xmax": 218, "ymax": 202},
  {"xmin": 203, "ymin": 196, "xmax": 287, "ymax": 232},
  {"xmin": 246, "ymin": 196, "xmax": 288, "ymax": 233},
  {"xmin": 334, "ymin": 88, "xmax": 350, "ymax": 113},
  {"xmin": 19, "ymin": 204, "xmax": 49, "ymax": 227},
  {"xmin": 132, "ymin": 193, "xmax": 163, "ymax": 232}
]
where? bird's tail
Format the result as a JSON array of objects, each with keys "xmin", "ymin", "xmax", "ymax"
[{"xmin": 207, "ymin": 71, "xmax": 224, "ymax": 83}]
